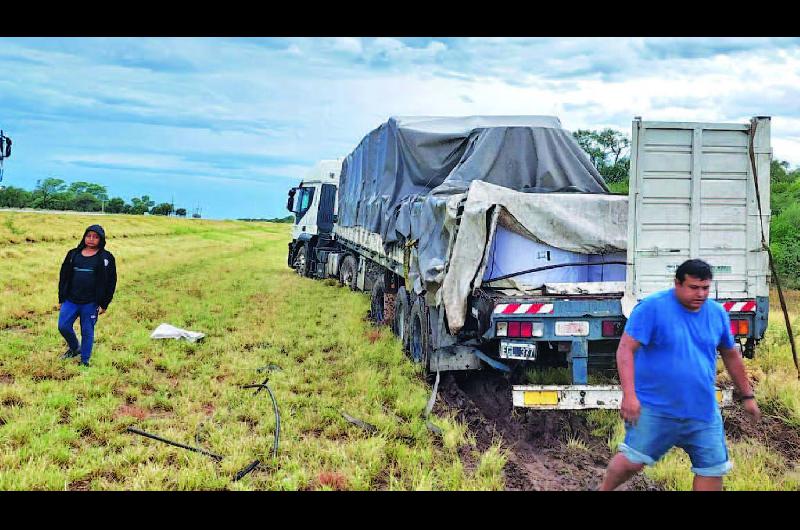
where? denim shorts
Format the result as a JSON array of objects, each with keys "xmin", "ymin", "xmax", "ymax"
[{"xmin": 619, "ymin": 407, "xmax": 732, "ymax": 477}]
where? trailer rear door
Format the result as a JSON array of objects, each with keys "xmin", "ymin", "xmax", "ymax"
[{"xmin": 626, "ymin": 117, "xmax": 771, "ymax": 301}]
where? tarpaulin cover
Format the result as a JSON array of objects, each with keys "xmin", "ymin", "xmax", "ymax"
[
  {"xmin": 337, "ymin": 116, "xmax": 627, "ymax": 332},
  {"xmin": 441, "ymin": 181, "xmax": 628, "ymax": 331}
]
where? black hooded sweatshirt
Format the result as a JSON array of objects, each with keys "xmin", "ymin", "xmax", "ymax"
[{"xmin": 58, "ymin": 224, "xmax": 117, "ymax": 309}]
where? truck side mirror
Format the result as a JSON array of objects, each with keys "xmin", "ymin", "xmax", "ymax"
[{"xmin": 286, "ymin": 188, "xmax": 296, "ymax": 212}]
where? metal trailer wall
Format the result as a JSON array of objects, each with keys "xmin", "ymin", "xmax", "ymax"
[{"xmin": 627, "ymin": 117, "xmax": 771, "ymax": 301}]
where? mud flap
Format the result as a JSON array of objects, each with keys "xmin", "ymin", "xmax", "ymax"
[
  {"xmin": 511, "ymin": 385, "xmax": 734, "ymax": 410},
  {"xmin": 429, "ymin": 346, "xmax": 484, "ymax": 372}
]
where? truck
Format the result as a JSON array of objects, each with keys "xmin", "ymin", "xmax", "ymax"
[{"xmin": 286, "ymin": 115, "xmax": 772, "ymax": 410}]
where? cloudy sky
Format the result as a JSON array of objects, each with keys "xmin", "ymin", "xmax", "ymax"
[{"xmin": 2, "ymin": 37, "xmax": 799, "ymax": 219}]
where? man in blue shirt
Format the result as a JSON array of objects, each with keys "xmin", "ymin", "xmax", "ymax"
[{"xmin": 599, "ymin": 259, "xmax": 761, "ymax": 491}]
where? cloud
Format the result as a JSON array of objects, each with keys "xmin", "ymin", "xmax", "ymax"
[{"xmin": 3, "ymin": 36, "xmax": 800, "ymax": 220}]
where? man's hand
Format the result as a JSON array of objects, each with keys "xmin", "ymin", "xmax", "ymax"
[
  {"xmin": 98, "ymin": 307, "xmax": 106, "ymax": 315},
  {"xmin": 743, "ymin": 398, "xmax": 761, "ymax": 423},
  {"xmin": 57, "ymin": 303, "xmax": 61, "ymax": 311},
  {"xmin": 620, "ymin": 393, "xmax": 642, "ymax": 425}
]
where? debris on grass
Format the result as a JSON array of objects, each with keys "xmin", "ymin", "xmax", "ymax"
[{"xmin": 341, "ymin": 412, "xmax": 377, "ymax": 434}]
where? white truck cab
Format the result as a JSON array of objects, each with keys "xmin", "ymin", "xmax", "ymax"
[
  {"xmin": 287, "ymin": 159, "xmax": 342, "ymax": 241},
  {"xmin": 286, "ymin": 159, "xmax": 343, "ymax": 275}
]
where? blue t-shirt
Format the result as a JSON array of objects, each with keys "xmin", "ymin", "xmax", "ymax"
[{"xmin": 624, "ymin": 288, "xmax": 735, "ymax": 421}]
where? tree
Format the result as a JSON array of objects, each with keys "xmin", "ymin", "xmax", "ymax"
[
  {"xmin": 31, "ymin": 178, "xmax": 67, "ymax": 209},
  {"xmin": 72, "ymin": 192, "xmax": 102, "ymax": 212},
  {"xmin": 572, "ymin": 129, "xmax": 631, "ymax": 183},
  {"xmin": 68, "ymin": 181, "xmax": 109, "ymax": 202},
  {"xmin": 105, "ymin": 197, "xmax": 127, "ymax": 214},
  {"xmin": 0, "ymin": 186, "xmax": 32, "ymax": 208},
  {"xmin": 150, "ymin": 202, "xmax": 174, "ymax": 216},
  {"xmin": 130, "ymin": 195, "xmax": 155, "ymax": 215},
  {"xmin": 175, "ymin": 208, "xmax": 187, "ymax": 217}
]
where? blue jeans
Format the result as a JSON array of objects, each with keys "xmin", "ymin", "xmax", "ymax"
[
  {"xmin": 619, "ymin": 406, "xmax": 732, "ymax": 477},
  {"xmin": 58, "ymin": 300, "xmax": 99, "ymax": 364}
]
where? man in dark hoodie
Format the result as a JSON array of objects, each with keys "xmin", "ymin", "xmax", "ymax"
[{"xmin": 57, "ymin": 224, "xmax": 117, "ymax": 367}]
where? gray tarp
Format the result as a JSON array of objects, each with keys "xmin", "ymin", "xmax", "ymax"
[
  {"xmin": 337, "ymin": 116, "xmax": 625, "ymax": 332},
  {"xmin": 441, "ymin": 181, "xmax": 628, "ymax": 331}
]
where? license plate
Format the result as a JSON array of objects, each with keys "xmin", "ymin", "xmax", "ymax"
[
  {"xmin": 524, "ymin": 390, "xmax": 559, "ymax": 406},
  {"xmin": 555, "ymin": 321, "xmax": 589, "ymax": 336},
  {"xmin": 500, "ymin": 341, "xmax": 537, "ymax": 360}
]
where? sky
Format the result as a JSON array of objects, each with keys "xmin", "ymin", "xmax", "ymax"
[{"xmin": 1, "ymin": 37, "xmax": 800, "ymax": 219}]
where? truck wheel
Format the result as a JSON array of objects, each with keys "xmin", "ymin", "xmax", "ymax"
[
  {"xmin": 392, "ymin": 286, "xmax": 411, "ymax": 352},
  {"xmin": 339, "ymin": 255, "xmax": 358, "ymax": 290},
  {"xmin": 369, "ymin": 277, "xmax": 386, "ymax": 325},
  {"xmin": 409, "ymin": 297, "xmax": 432, "ymax": 377},
  {"xmin": 293, "ymin": 244, "xmax": 311, "ymax": 277}
]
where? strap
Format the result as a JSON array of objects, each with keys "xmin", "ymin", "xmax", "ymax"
[{"xmin": 748, "ymin": 120, "xmax": 799, "ymax": 379}]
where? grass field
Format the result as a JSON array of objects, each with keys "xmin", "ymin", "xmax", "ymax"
[
  {"xmin": 0, "ymin": 210, "xmax": 798, "ymax": 490},
  {"xmin": 0, "ymin": 212, "xmax": 503, "ymax": 490}
]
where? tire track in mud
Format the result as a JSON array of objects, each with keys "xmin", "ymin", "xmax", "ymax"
[{"xmin": 435, "ymin": 371, "xmax": 663, "ymax": 491}]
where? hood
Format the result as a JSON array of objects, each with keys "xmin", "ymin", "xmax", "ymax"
[{"xmin": 77, "ymin": 224, "xmax": 106, "ymax": 251}]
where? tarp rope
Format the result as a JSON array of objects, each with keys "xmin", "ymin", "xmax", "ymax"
[{"xmin": 748, "ymin": 119, "xmax": 800, "ymax": 378}]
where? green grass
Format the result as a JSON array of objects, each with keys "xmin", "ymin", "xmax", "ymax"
[{"xmin": 0, "ymin": 212, "xmax": 501, "ymax": 490}]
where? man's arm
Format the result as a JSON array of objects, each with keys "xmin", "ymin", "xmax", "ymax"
[
  {"xmin": 617, "ymin": 332, "xmax": 642, "ymax": 424},
  {"xmin": 100, "ymin": 253, "xmax": 117, "ymax": 312},
  {"xmin": 719, "ymin": 345, "xmax": 761, "ymax": 421},
  {"xmin": 57, "ymin": 250, "xmax": 72, "ymax": 307}
]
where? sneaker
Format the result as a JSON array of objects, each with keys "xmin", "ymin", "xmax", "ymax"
[{"xmin": 61, "ymin": 349, "xmax": 80, "ymax": 360}]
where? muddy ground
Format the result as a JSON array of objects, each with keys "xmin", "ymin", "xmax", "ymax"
[
  {"xmin": 433, "ymin": 371, "xmax": 663, "ymax": 491},
  {"xmin": 433, "ymin": 370, "xmax": 800, "ymax": 491}
]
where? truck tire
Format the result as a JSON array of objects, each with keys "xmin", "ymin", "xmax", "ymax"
[
  {"xmin": 409, "ymin": 296, "xmax": 432, "ymax": 377},
  {"xmin": 369, "ymin": 277, "xmax": 386, "ymax": 325},
  {"xmin": 339, "ymin": 254, "xmax": 358, "ymax": 290},
  {"xmin": 293, "ymin": 244, "xmax": 311, "ymax": 277},
  {"xmin": 392, "ymin": 286, "xmax": 411, "ymax": 352}
]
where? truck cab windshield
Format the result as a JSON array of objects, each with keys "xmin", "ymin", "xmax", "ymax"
[{"xmin": 294, "ymin": 187, "xmax": 315, "ymax": 222}]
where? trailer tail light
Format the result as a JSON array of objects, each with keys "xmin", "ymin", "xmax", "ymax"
[
  {"xmin": 730, "ymin": 319, "xmax": 750, "ymax": 336},
  {"xmin": 602, "ymin": 320, "xmax": 624, "ymax": 337},
  {"xmin": 496, "ymin": 322, "xmax": 508, "ymax": 337},
  {"xmin": 497, "ymin": 321, "xmax": 544, "ymax": 338}
]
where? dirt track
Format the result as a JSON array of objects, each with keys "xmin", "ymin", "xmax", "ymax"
[{"xmin": 435, "ymin": 371, "xmax": 662, "ymax": 491}]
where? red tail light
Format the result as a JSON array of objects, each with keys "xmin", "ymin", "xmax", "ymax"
[
  {"xmin": 508, "ymin": 321, "xmax": 521, "ymax": 337},
  {"xmin": 739, "ymin": 320, "xmax": 750, "ymax": 335},
  {"xmin": 520, "ymin": 322, "xmax": 533, "ymax": 337},
  {"xmin": 730, "ymin": 319, "xmax": 750, "ymax": 336}
]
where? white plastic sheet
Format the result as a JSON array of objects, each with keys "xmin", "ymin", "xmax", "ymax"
[{"xmin": 150, "ymin": 323, "xmax": 205, "ymax": 343}]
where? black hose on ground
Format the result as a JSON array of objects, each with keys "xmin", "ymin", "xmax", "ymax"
[
  {"xmin": 243, "ymin": 382, "xmax": 281, "ymax": 459},
  {"xmin": 126, "ymin": 427, "xmax": 224, "ymax": 461},
  {"xmin": 232, "ymin": 379, "xmax": 281, "ymax": 481}
]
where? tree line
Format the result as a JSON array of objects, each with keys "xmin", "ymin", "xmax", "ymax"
[
  {"xmin": 0, "ymin": 178, "xmax": 194, "ymax": 217},
  {"xmin": 574, "ymin": 129, "xmax": 800, "ymax": 288}
]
